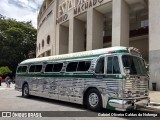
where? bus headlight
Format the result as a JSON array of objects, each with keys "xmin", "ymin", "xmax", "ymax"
[
  {"xmin": 128, "ymin": 91, "xmax": 132, "ymax": 97},
  {"xmin": 123, "ymin": 91, "xmax": 132, "ymax": 98}
]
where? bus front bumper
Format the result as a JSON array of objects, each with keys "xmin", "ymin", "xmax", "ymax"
[{"xmin": 107, "ymin": 97, "xmax": 150, "ymax": 111}]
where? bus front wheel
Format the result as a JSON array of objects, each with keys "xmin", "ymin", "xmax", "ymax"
[
  {"xmin": 86, "ymin": 89, "xmax": 102, "ymax": 111},
  {"xmin": 22, "ymin": 84, "xmax": 30, "ymax": 98}
]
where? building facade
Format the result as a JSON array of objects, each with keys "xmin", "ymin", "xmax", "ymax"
[{"xmin": 36, "ymin": 0, "xmax": 160, "ymax": 90}]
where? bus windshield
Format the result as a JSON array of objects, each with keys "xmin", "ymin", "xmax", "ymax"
[{"xmin": 122, "ymin": 55, "xmax": 147, "ymax": 75}]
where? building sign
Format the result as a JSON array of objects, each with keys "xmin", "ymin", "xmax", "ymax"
[
  {"xmin": 57, "ymin": 0, "xmax": 104, "ymax": 24},
  {"xmin": 56, "ymin": 14, "xmax": 68, "ymax": 24},
  {"xmin": 74, "ymin": 0, "xmax": 103, "ymax": 15},
  {"xmin": 59, "ymin": 0, "xmax": 75, "ymax": 16}
]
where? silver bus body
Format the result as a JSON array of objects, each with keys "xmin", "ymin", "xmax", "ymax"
[{"xmin": 15, "ymin": 47, "xmax": 150, "ymax": 111}]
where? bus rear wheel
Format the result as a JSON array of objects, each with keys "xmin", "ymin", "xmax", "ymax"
[
  {"xmin": 22, "ymin": 84, "xmax": 30, "ymax": 98},
  {"xmin": 86, "ymin": 89, "xmax": 102, "ymax": 111}
]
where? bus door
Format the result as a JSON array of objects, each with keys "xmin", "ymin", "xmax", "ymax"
[
  {"xmin": 58, "ymin": 62, "xmax": 78, "ymax": 102},
  {"xmin": 105, "ymin": 55, "xmax": 121, "ymax": 95},
  {"xmin": 72, "ymin": 76, "xmax": 84, "ymax": 103},
  {"xmin": 57, "ymin": 62, "xmax": 72, "ymax": 101},
  {"xmin": 44, "ymin": 63, "xmax": 62, "ymax": 99},
  {"xmin": 29, "ymin": 64, "xmax": 43, "ymax": 93},
  {"xmin": 72, "ymin": 61, "xmax": 91, "ymax": 103}
]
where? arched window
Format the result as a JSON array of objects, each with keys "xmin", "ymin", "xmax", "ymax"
[
  {"xmin": 39, "ymin": 43, "xmax": 40, "ymax": 50},
  {"xmin": 36, "ymin": 46, "xmax": 38, "ymax": 52},
  {"xmin": 42, "ymin": 40, "xmax": 44, "ymax": 48},
  {"xmin": 47, "ymin": 35, "xmax": 50, "ymax": 45}
]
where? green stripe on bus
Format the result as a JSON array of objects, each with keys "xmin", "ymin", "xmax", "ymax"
[
  {"xmin": 17, "ymin": 74, "xmax": 124, "ymax": 79},
  {"xmin": 20, "ymin": 50, "xmax": 128, "ymax": 65}
]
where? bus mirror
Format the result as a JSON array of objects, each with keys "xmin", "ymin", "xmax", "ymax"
[{"xmin": 124, "ymin": 67, "xmax": 130, "ymax": 75}]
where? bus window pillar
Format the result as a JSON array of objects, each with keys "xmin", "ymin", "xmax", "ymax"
[
  {"xmin": 112, "ymin": 0, "xmax": 129, "ymax": 47},
  {"xmin": 149, "ymin": 0, "xmax": 160, "ymax": 90},
  {"xmin": 86, "ymin": 9, "xmax": 103, "ymax": 50}
]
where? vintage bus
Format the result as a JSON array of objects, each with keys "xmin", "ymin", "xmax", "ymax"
[{"xmin": 15, "ymin": 47, "xmax": 150, "ymax": 111}]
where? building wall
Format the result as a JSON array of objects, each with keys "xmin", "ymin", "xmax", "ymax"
[
  {"xmin": 149, "ymin": 0, "xmax": 160, "ymax": 90},
  {"xmin": 36, "ymin": 0, "xmax": 160, "ymax": 90},
  {"xmin": 37, "ymin": 1, "xmax": 56, "ymax": 57}
]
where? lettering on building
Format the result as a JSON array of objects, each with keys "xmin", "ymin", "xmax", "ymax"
[
  {"xmin": 56, "ymin": 14, "xmax": 68, "ymax": 24},
  {"xmin": 74, "ymin": 0, "xmax": 103, "ymax": 15},
  {"xmin": 59, "ymin": 0, "xmax": 75, "ymax": 16},
  {"xmin": 57, "ymin": 0, "xmax": 103, "ymax": 24}
]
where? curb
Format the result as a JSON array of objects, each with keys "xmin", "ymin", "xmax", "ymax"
[
  {"xmin": 149, "ymin": 102, "xmax": 160, "ymax": 106},
  {"xmin": 145, "ymin": 102, "xmax": 160, "ymax": 111},
  {"xmin": 146, "ymin": 106, "xmax": 160, "ymax": 112},
  {"xmin": 0, "ymin": 88, "xmax": 14, "ymax": 90}
]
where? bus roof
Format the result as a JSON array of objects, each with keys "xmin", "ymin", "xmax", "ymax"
[{"xmin": 20, "ymin": 46, "xmax": 129, "ymax": 65}]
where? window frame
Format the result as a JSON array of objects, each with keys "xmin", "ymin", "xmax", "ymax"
[
  {"xmin": 94, "ymin": 56, "xmax": 105, "ymax": 75},
  {"xmin": 65, "ymin": 59, "xmax": 92, "ymax": 73},
  {"xmin": 121, "ymin": 54, "xmax": 147, "ymax": 76},
  {"xmin": 106, "ymin": 55, "xmax": 121, "ymax": 75},
  {"xmin": 44, "ymin": 62, "xmax": 63, "ymax": 73},
  {"xmin": 28, "ymin": 64, "xmax": 43, "ymax": 74},
  {"xmin": 66, "ymin": 61, "xmax": 79, "ymax": 73},
  {"xmin": 76, "ymin": 60, "xmax": 91, "ymax": 73},
  {"xmin": 106, "ymin": 56, "xmax": 113, "ymax": 74},
  {"xmin": 17, "ymin": 65, "xmax": 28, "ymax": 73}
]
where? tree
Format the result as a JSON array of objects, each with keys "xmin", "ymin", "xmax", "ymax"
[
  {"xmin": 0, "ymin": 66, "xmax": 12, "ymax": 76},
  {"xmin": 0, "ymin": 15, "xmax": 37, "ymax": 75}
]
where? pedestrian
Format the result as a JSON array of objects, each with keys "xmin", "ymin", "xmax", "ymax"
[
  {"xmin": 5, "ymin": 76, "xmax": 10, "ymax": 88},
  {"xmin": 8, "ymin": 77, "xmax": 11, "ymax": 88},
  {"xmin": 0, "ymin": 75, "xmax": 2, "ymax": 86}
]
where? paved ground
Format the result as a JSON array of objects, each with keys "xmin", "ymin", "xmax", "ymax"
[
  {"xmin": 0, "ymin": 82, "xmax": 160, "ymax": 120},
  {"xmin": 149, "ymin": 91, "xmax": 160, "ymax": 103}
]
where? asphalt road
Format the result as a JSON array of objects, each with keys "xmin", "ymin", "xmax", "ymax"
[{"xmin": 0, "ymin": 88, "xmax": 160, "ymax": 120}]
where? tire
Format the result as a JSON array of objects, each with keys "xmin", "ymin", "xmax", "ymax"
[
  {"xmin": 22, "ymin": 84, "xmax": 30, "ymax": 98},
  {"xmin": 86, "ymin": 89, "xmax": 102, "ymax": 111}
]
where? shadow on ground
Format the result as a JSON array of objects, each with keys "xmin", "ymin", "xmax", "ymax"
[{"xmin": 16, "ymin": 95, "xmax": 160, "ymax": 119}]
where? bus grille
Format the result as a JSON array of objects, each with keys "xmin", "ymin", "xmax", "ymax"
[{"xmin": 124, "ymin": 78, "xmax": 149, "ymax": 97}]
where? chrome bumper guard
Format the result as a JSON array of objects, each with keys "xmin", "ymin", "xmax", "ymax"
[
  {"xmin": 108, "ymin": 97, "xmax": 150, "ymax": 111},
  {"xmin": 15, "ymin": 86, "xmax": 22, "ymax": 92}
]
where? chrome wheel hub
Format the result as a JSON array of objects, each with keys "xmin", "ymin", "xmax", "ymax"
[
  {"xmin": 24, "ymin": 87, "xmax": 28, "ymax": 96},
  {"xmin": 89, "ymin": 93, "xmax": 99, "ymax": 107}
]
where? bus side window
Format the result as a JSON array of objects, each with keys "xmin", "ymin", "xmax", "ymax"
[
  {"xmin": 29, "ymin": 65, "xmax": 36, "ymax": 72},
  {"xmin": 113, "ymin": 56, "xmax": 120, "ymax": 74},
  {"xmin": 53, "ymin": 63, "xmax": 63, "ymax": 72},
  {"xmin": 17, "ymin": 66, "xmax": 22, "ymax": 73},
  {"xmin": 35, "ymin": 65, "xmax": 42, "ymax": 72},
  {"xmin": 66, "ymin": 62, "xmax": 78, "ymax": 72},
  {"xmin": 77, "ymin": 61, "xmax": 91, "ymax": 72},
  {"xmin": 95, "ymin": 57, "xmax": 104, "ymax": 74},
  {"xmin": 45, "ymin": 64, "xmax": 54, "ymax": 72},
  {"xmin": 107, "ymin": 56, "xmax": 120, "ymax": 74},
  {"xmin": 21, "ymin": 66, "xmax": 27, "ymax": 72},
  {"xmin": 107, "ymin": 57, "xmax": 113, "ymax": 74}
]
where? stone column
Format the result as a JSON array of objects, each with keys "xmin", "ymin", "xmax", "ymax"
[
  {"xmin": 56, "ymin": 24, "xmax": 69, "ymax": 55},
  {"xmin": 59, "ymin": 25, "xmax": 69, "ymax": 54},
  {"xmin": 69, "ymin": 18, "xmax": 85, "ymax": 53},
  {"xmin": 55, "ymin": 24, "xmax": 60, "ymax": 55},
  {"xmin": 149, "ymin": 0, "xmax": 160, "ymax": 90},
  {"xmin": 87, "ymin": 9, "xmax": 104, "ymax": 50},
  {"xmin": 112, "ymin": 0, "xmax": 129, "ymax": 47},
  {"xmin": 46, "ymin": 1, "xmax": 48, "ymax": 8}
]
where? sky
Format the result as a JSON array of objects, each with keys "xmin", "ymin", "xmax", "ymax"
[{"xmin": 0, "ymin": 0, "xmax": 44, "ymax": 28}]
